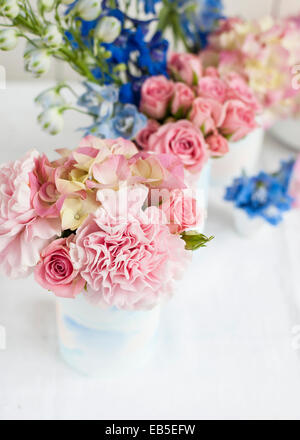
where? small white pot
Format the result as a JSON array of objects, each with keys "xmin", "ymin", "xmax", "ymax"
[
  {"xmin": 56, "ymin": 295, "xmax": 161, "ymax": 377},
  {"xmin": 211, "ymin": 126, "xmax": 265, "ymax": 187},
  {"xmin": 269, "ymin": 118, "xmax": 300, "ymax": 151},
  {"xmin": 234, "ymin": 209, "xmax": 266, "ymax": 237}
]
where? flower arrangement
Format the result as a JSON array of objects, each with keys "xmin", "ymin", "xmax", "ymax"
[
  {"xmin": 224, "ymin": 160, "xmax": 296, "ymax": 226},
  {"xmin": 202, "ymin": 15, "xmax": 300, "ymax": 126},
  {"xmin": 136, "ymin": 55, "xmax": 260, "ymax": 176},
  {"xmin": 0, "ymin": 135, "xmax": 212, "ymax": 310},
  {"xmin": 0, "ymin": 0, "xmax": 224, "ymax": 139}
]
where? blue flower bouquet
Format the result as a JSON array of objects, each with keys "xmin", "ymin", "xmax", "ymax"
[{"xmin": 225, "ymin": 160, "xmax": 295, "ymax": 236}]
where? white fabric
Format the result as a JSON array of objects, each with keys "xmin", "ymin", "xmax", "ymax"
[{"xmin": 0, "ymin": 82, "xmax": 300, "ymax": 420}]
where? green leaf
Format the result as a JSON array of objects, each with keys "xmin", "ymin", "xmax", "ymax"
[{"xmin": 181, "ymin": 231, "xmax": 214, "ymax": 251}]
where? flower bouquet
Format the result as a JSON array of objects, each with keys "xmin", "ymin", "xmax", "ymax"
[
  {"xmin": 137, "ymin": 55, "xmax": 262, "ymax": 188},
  {"xmin": 225, "ymin": 159, "xmax": 296, "ymax": 237},
  {"xmin": 202, "ymin": 15, "xmax": 300, "ymax": 129},
  {"xmin": 0, "ymin": 134, "xmax": 212, "ymax": 375}
]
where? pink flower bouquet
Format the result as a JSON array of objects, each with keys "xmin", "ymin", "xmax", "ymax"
[
  {"xmin": 201, "ymin": 16, "xmax": 300, "ymax": 126},
  {"xmin": 0, "ymin": 136, "xmax": 212, "ymax": 311},
  {"xmin": 137, "ymin": 53, "xmax": 260, "ymax": 178}
]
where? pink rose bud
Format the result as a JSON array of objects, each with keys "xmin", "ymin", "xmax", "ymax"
[
  {"xmin": 148, "ymin": 120, "xmax": 209, "ymax": 174},
  {"xmin": 160, "ymin": 189, "xmax": 202, "ymax": 234},
  {"xmin": 168, "ymin": 52, "xmax": 203, "ymax": 86},
  {"xmin": 221, "ymin": 100, "xmax": 257, "ymax": 142},
  {"xmin": 171, "ymin": 82, "xmax": 195, "ymax": 117},
  {"xmin": 136, "ymin": 119, "xmax": 160, "ymax": 149},
  {"xmin": 198, "ymin": 76, "xmax": 228, "ymax": 103},
  {"xmin": 35, "ymin": 237, "xmax": 85, "ymax": 298},
  {"xmin": 140, "ymin": 75, "xmax": 175, "ymax": 120},
  {"xmin": 189, "ymin": 97, "xmax": 224, "ymax": 134},
  {"xmin": 225, "ymin": 72, "xmax": 261, "ymax": 112},
  {"xmin": 206, "ymin": 133, "xmax": 229, "ymax": 157}
]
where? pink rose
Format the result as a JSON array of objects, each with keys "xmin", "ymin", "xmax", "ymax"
[
  {"xmin": 35, "ymin": 238, "xmax": 85, "ymax": 298},
  {"xmin": 0, "ymin": 151, "xmax": 60, "ymax": 279},
  {"xmin": 136, "ymin": 120, "xmax": 160, "ymax": 149},
  {"xmin": 140, "ymin": 76, "xmax": 174, "ymax": 120},
  {"xmin": 290, "ymin": 156, "xmax": 300, "ymax": 208},
  {"xmin": 168, "ymin": 52, "xmax": 203, "ymax": 86},
  {"xmin": 70, "ymin": 189, "xmax": 190, "ymax": 310},
  {"xmin": 198, "ymin": 76, "xmax": 228, "ymax": 103},
  {"xmin": 204, "ymin": 67, "xmax": 220, "ymax": 78},
  {"xmin": 160, "ymin": 189, "xmax": 201, "ymax": 234},
  {"xmin": 148, "ymin": 120, "xmax": 209, "ymax": 174},
  {"xmin": 225, "ymin": 72, "xmax": 261, "ymax": 112},
  {"xmin": 189, "ymin": 97, "xmax": 224, "ymax": 134},
  {"xmin": 171, "ymin": 83, "xmax": 195, "ymax": 116},
  {"xmin": 221, "ymin": 100, "xmax": 257, "ymax": 142},
  {"xmin": 206, "ymin": 133, "xmax": 229, "ymax": 157}
]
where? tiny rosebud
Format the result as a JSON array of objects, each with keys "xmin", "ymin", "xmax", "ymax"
[
  {"xmin": 38, "ymin": 0, "xmax": 55, "ymax": 12},
  {"xmin": 43, "ymin": 24, "xmax": 63, "ymax": 48},
  {"xmin": 0, "ymin": 0, "xmax": 20, "ymax": 19},
  {"xmin": 38, "ymin": 107, "xmax": 64, "ymax": 135},
  {"xmin": 24, "ymin": 48, "xmax": 51, "ymax": 76},
  {"xmin": 75, "ymin": 0, "xmax": 101, "ymax": 21},
  {"xmin": 94, "ymin": 16, "xmax": 121, "ymax": 43},
  {"xmin": 0, "ymin": 29, "xmax": 18, "ymax": 51}
]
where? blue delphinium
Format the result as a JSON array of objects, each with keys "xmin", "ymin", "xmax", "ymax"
[
  {"xmin": 225, "ymin": 163, "xmax": 295, "ymax": 226},
  {"xmin": 79, "ymin": 84, "xmax": 147, "ymax": 140}
]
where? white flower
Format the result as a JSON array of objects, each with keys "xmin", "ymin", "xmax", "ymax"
[
  {"xmin": 38, "ymin": 107, "xmax": 64, "ymax": 135},
  {"xmin": 35, "ymin": 89, "xmax": 66, "ymax": 109},
  {"xmin": 0, "ymin": 29, "xmax": 18, "ymax": 51},
  {"xmin": 43, "ymin": 24, "xmax": 63, "ymax": 48},
  {"xmin": 38, "ymin": 0, "xmax": 55, "ymax": 12},
  {"xmin": 75, "ymin": 0, "xmax": 101, "ymax": 21},
  {"xmin": 0, "ymin": 0, "xmax": 20, "ymax": 19},
  {"xmin": 24, "ymin": 48, "xmax": 51, "ymax": 76},
  {"xmin": 94, "ymin": 16, "xmax": 121, "ymax": 43}
]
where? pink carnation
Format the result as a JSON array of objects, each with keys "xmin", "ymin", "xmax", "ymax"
[
  {"xmin": 140, "ymin": 76, "xmax": 174, "ymax": 120},
  {"xmin": 35, "ymin": 237, "xmax": 85, "ymax": 298},
  {"xmin": 221, "ymin": 100, "xmax": 257, "ymax": 142},
  {"xmin": 160, "ymin": 189, "xmax": 201, "ymax": 234},
  {"xmin": 148, "ymin": 120, "xmax": 209, "ymax": 174},
  {"xmin": 0, "ymin": 151, "xmax": 60, "ymax": 278},
  {"xmin": 136, "ymin": 120, "xmax": 160, "ymax": 149},
  {"xmin": 70, "ymin": 187, "xmax": 190, "ymax": 310},
  {"xmin": 171, "ymin": 83, "xmax": 195, "ymax": 116},
  {"xmin": 168, "ymin": 52, "xmax": 203, "ymax": 86}
]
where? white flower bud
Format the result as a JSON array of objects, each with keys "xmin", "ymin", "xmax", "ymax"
[
  {"xmin": 0, "ymin": 0, "xmax": 20, "ymax": 19},
  {"xmin": 43, "ymin": 24, "xmax": 63, "ymax": 48},
  {"xmin": 38, "ymin": 107, "xmax": 64, "ymax": 135},
  {"xmin": 0, "ymin": 29, "xmax": 18, "ymax": 51},
  {"xmin": 94, "ymin": 16, "xmax": 121, "ymax": 43},
  {"xmin": 25, "ymin": 48, "xmax": 51, "ymax": 76},
  {"xmin": 76, "ymin": 0, "xmax": 101, "ymax": 21},
  {"xmin": 36, "ymin": 89, "xmax": 66, "ymax": 109},
  {"xmin": 38, "ymin": 0, "xmax": 55, "ymax": 12}
]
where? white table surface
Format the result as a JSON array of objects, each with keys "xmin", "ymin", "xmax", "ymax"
[{"xmin": 0, "ymin": 82, "xmax": 300, "ymax": 420}]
